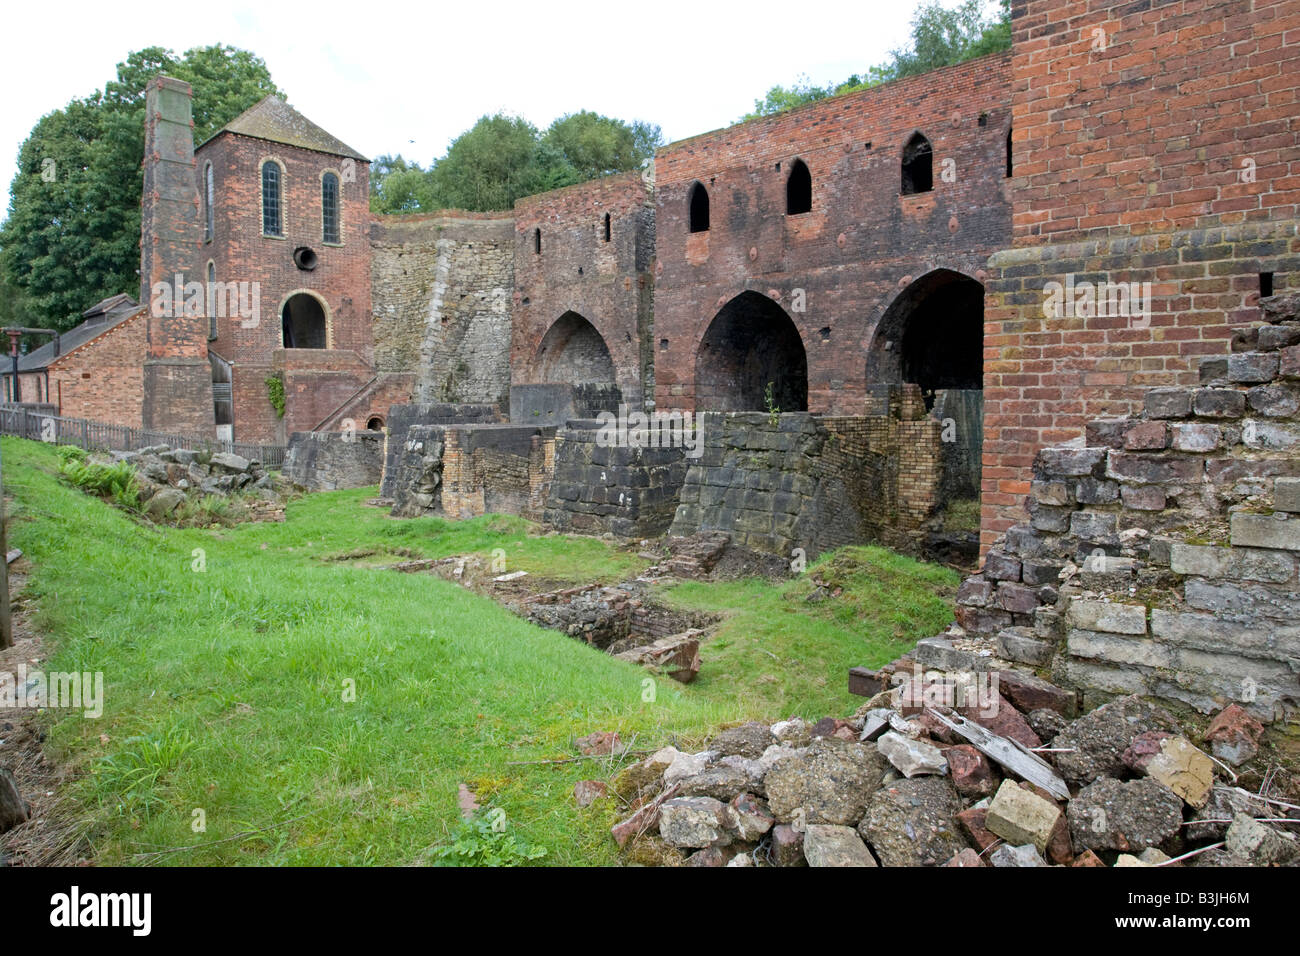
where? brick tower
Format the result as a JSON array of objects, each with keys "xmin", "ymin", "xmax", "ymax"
[{"xmin": 140, "ymin": 75, "xmax": 213, "ymax": 436}]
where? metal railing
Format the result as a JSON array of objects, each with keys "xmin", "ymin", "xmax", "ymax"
[{"xmin": 0, "ymin": 405, "xmax": 286, "ymax": 469}]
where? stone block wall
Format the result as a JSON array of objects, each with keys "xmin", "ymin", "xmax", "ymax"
[
  {"xmin": 283, "ymin": 429, "xmax": 384, "ymax": 491},
  {"xmin": 379, "ymin": 402, "xmax": 502, "ymax": 497},
  {"xmin": 543, "ymin": 421, "xmax": 692, "ymax": 538},
  {"xmin": 666, "ymin": 405, "xmax": 952, "ymax": 558},
  {"xmin": 948, "ymin": 293, "xmax": 1300, "ymax": 725},
  {"xmin": 369, "ymin": 213, "xmax": 515, "ymax": 406},
  {"xmin": 388, "ymin": 423, "xmax": 555, "ymax": 521}
]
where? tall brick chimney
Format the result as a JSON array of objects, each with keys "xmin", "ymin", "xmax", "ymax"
[{"xmin": 140, "ymin": 75, "xmax": 213, "ymax": 436}]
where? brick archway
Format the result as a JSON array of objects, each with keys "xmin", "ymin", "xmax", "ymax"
[
  {"xmin": 280, "ymin": 290, "xmax": 330, "ymax": 349},
  {"xmin": 867, "ymin": 269, "xmax": 984, "ymax": 406},
  {"xmin": 535, "ymin": 311, "xmax": 616, "ymax": 385},
  {"xmin": 695, "ymin": 291, "xmax": 808, "ymax": 412}
]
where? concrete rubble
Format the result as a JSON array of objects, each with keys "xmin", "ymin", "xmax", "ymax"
[{"xmin": 600, "ymin": 677, "xmax": 1299, "ymax": 866}]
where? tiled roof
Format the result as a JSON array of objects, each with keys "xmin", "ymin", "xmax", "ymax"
[{"xmin": 203, "ymin": 95, "xmax": 368, "ymax": 162}]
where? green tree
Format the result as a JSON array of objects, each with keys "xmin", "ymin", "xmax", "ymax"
[
  {"xmin": 369, "ymin": 154, "xmax": 436, "ymax": 214},
  {"xmin": 425, "ymin": 114, "xmax": 579, "ymax": 212},
  {"xmin": 542, "ymin": 111, "xmax": 662, "ymax": 180},
  {"xmin": 0, "ymin": 45, "xmax": 281, "ymax": 334},
  {"xmin": 741, "ymin": 0, "xmax": 1010, "ymax": 121},
  {"xmin": 890, "ymin": 0, "xmax": 1010, "ymax": 79},
  {"xmin": 742, "ymin": 75, "xmax": 833, "ymax": 122}
]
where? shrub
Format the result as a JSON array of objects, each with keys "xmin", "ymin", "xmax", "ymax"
[{"xmin": 430, "ymin": 809, "xmax": 548, "ymax": 867}]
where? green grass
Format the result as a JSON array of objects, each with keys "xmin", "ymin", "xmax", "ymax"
[
  {"xmin": 659, "ymin": 547, "xmax": 959, "ymax": 716},
  {"xmin": 2, "ymin": 436, "xmax": 958, "ymax": 865}
]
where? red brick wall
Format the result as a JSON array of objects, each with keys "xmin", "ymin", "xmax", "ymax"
[
  {"xmin": 45, "ymin": 310, "xmax": 148, "ymax": 427},
  {"xmin": 195, "ymin": 132, "xmax": 372, "ymax": 442},
  {"xmin": 980, "ymin": 0, "xmax": 1300, "ymax": 550},
  {"xmin": 653, "ymin": 53, "xmax": 1014, "ymax": 415},
  {"xmin": 512, "ymin": 171, "xmax": 655, "ymax": 406}
]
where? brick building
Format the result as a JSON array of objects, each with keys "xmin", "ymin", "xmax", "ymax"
[{"xmin": 19, "ymin": 0, "xmax": 1297, "ymax": 561}]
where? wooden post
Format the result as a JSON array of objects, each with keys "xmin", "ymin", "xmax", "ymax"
[{"xmin": 0, "ymin": 440, "xmax": 12, "ymax": 649}]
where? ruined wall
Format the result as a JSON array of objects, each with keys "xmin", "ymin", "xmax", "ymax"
[
  {"xmin": 652, "ymin": 54, "xmax": 1012, "ymax": 415},
  {"xmin": 370, "ymin": 213, "xmax": 514, "ymax": 407},
  {"xmin": 981, "ymin": 0, "xmax": 1300, "ymax": 550},
  {"xmin": 512, "ymin": 171, "xmax": 655, "ymax": 408},
  {"xmin": 388, "ymin": 423, "xmax": 555, "ymax": 521},
  {"xmin": 196, "ymin": 129, "xmax": 373, "ymax": 445},
  {"xmin": 544, "ymin": 421, "xmax": 691, "ymax": 538},
  {"xmin": 947, "ymin": 293, "xmax": 1300, "ymax": 725},
  {"xmin": 379, "ymin": 402, "xmax": 501, "ymax": 498},
  {"xmin": 282, "ymin": 429, "xmax": 385, "ymax": 491}
]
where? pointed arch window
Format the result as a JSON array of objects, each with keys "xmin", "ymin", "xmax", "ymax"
[
  {"xmin": 901, "ymin": 133, "xmax": 933, "ymax": 195},
  {"xmin": 786, "ymin": 159, "xmax": 811, "ymax": 214},
  {"xmin": 261, "ymin": 160, "xmax": 283, "ymax": 236},
  {"xmin": 322, "ymin": 171, "xmax": 341, "ymax": 243},
  {"xmin": 688, "ymin": 181, "xmax": 709, "ymax": 233}
]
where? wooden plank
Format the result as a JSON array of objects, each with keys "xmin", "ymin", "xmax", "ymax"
[{"xmin": 926, "ymin": 707, "xmax": 1070, "ymax": 800}]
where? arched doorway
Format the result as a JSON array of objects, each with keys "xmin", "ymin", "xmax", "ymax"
[
  {"xmin": 281, "ymin": 292, "xmax": 328, "ymax": 349},
  {"xmin": 868, "ymin": 269, "xmax": 983, "ymax": 406},
  {"xmin": 535, "ymin": 311, "xmax": 616, "ymax": 385},
  {"xmin": 868, "ymin": 268, "xmax": 984, "ymax": 515},
  {"xmin": 695, "ymin": 291, "xmax": 808, "ymax": 412}
]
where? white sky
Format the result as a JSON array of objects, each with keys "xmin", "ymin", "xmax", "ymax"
[{"xmin": 0, "ymin": 0, "xmax": 978, "ymax": 189}]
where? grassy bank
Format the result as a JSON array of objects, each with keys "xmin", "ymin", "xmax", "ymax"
[{"xmin": 2, "ymin": 437, "xmax": 957, "ymax": 865}]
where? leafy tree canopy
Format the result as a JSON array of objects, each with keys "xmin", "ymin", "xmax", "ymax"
[
  {"xmin": 371, "ymin": 110, "xmax": 661, "ymax": 215},
  {"xmin": 741, "ymin": 0, "xmax": 1010, "ymax": 121},
  {"xmin": 0, "ymin": 45, "xmax": 281, "ymax": 334}
]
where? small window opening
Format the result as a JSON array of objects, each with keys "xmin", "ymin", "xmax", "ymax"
[
  {"xmin": 603, "ymin": 213, "xmax": 611, "ymax": 242},
  {"xmin": 1260, "ymin": 272, "xmax": 1274, "ymax": 298},
  {"xmin": 1006, "ymin": 128, "xmax": 1013, "ymax": 178},
  {"xmin": 688, "ymin": 181, "xmax": 710, "ymax": 233},
  {"xmin": 901, "ymin": 133, "xmax": 933, "ymax": 195},
  {"xmin": 786, "ymin": 159, "xmax": 811, "ymax": 215},
  {"xmin": 534, "ymin": 228, "xmax": 542, "ymax": 254}
]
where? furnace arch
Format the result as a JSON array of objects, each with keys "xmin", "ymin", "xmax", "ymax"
[
  {"xmin": 535, "ymin": 311, "xmax": 616, "ymax": 385},
  {"xmin": 694, "ymin": 291, "xmax": 808, "ymax": 412}
]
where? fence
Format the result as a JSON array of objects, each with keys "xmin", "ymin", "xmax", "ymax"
[{"xmin": 0, "ymin": 405, "xmax": 286, "ymax": 469}]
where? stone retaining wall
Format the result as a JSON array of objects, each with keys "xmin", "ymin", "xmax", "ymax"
[
  {"xmin": 283, "ymin": 430, "xmax": 385, "ymax": 491},
  {"xmin": 543, "ymin": 420, "xmax": 691, "ymax": 538},
  {"xmin": 942, "ymin": 293, "xmax": 1300, "ymax": 726}
]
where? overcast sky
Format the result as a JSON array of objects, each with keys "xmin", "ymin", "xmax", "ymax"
[{"xmin": 0, "ymin": 0, "xmax": 960, "ymax": 189}]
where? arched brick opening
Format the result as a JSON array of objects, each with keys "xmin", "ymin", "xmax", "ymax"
[
  {"xmin": 281, "ymin": 291, "xmax": 328, "ymax": 349},
  {"xmin": 695, "ymin": 291, "xmax": 808, "ymax": 412},
  {"xmin": 868, "ymin": 268, "xmax": 984, "ymax": 505},
  {"xmin": 868, "ymin": 269, "xmax": 984, "ymax": 405},
  {"xmin": 535, "ymin": 311, "xmax": 616, "ymax": 385}
]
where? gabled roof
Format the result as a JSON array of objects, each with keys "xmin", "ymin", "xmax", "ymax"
[
  {"xmin": 201, "ymin": 95, "xmax": 368, "ymax": 162},
  {"xmin": 9, "ymin": 295, "xmax": 142, "ymax": 373}
]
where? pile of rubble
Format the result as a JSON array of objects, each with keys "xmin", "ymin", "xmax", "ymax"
[
  {"xmin": 603, "ymin": 675, "xmax": 1298, "ymax": 866},
  {"xmin": 119, "ymin": 445, "xmax": 283, "ymax": 520}
]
